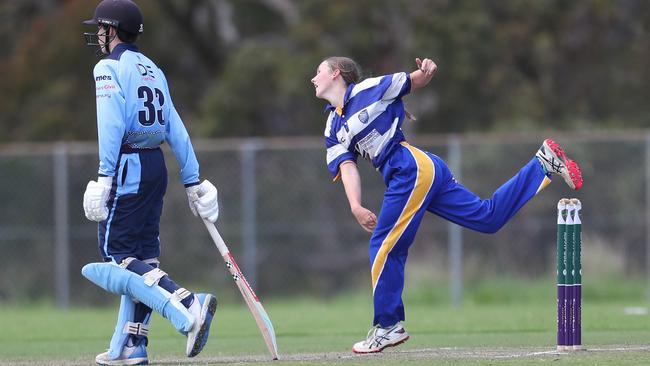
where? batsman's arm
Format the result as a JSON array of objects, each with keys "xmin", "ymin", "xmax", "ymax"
[
  {"xmin": 94, "ymin": 62, "xmax": 126, "ymax": 178},
  {"xmin": 339, "ymin": 161, "xmax": 377, "ymax": 233},
  {"xmin": 161, "ymin": 74, "xmax": 200, "ymax": 186}
]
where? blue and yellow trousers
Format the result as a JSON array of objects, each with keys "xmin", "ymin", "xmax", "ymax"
[{"xmin": 370, "ymin": 142, "xmax": 550, "ymax": 327}]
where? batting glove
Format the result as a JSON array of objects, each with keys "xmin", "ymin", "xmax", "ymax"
[
  {"xmin": 83, "ymin": 176, "xmax": 112, "ymax": 222},
  {"xmin": 186, "ymin": 180, "xmax": 219, "ymax": 223}
]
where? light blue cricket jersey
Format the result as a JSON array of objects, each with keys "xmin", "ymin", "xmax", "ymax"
[
  {"xmin": 324, "ymin": 72, "xmax": 411, "ymax": 180},
  {"xmin": 93, "ymin": 43, "xmax": 199, "ymax": 186}
]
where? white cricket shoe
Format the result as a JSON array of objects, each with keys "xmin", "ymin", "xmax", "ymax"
[
  {"xmin": 95, "ymin": 344, "xmax": 148, "ymax": 366},
  {"xmin": 352, "ymin": 322, "xmax": 410, "ymax": 354},
  {"xmin": 535, "ymin": 138, "xmax": 583, "ymax": 190},
  {"xmin": 185, "ymin": 293, "xmax": 217, "ymax": 357}
]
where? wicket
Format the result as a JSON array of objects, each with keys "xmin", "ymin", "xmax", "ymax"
[{"xmin": 557, "ymin": 198, "xmax": 582, "ymax": 351}]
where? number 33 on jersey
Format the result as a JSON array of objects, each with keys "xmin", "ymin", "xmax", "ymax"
[{"xmin": 93, "ymin": 43, "xmax": 199, "ymax": 186}]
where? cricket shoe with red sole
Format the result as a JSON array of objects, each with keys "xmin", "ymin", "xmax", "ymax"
[
  {"xmin": 536, "ymin": 138, "xmax": 583, "ymax": 190},
  {"xmin": 352, "ymin": 322, "xmax": 410, "ymax": 354}
]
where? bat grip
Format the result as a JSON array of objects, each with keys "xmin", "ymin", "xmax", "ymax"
[{"xmin": 202, "ymin": 219, "xmax": 229, "ymax": 257}]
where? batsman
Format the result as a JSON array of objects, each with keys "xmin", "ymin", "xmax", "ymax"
[{"xmin": 81, "ymin": 1, "xmax": 220, "ymax": 365}]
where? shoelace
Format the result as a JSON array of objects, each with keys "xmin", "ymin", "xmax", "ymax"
[
  {"xmin": 364, "ymin": 326, "xmax": 379, "ymax": 345},
  {"xmin": 539, "ymin": 147, "xmax": 565, "ymax": 174},
  {"xmin": 364, "ymin": 325, "xmax": 395, "ymax": 347}
]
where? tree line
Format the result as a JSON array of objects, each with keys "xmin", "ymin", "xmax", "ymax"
[{"xmin": 0, "ymin": 0, "xmax": 648, "ymax": 143}]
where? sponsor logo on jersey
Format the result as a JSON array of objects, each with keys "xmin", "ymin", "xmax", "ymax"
[
  {"xmin": 96, "ymin": 84, "xmax": 116, "ymax": 91},
  {"xmin": 95, "ymin": 75, "xmax": 112, "ymax": 82},
  {"xmin": 356, "ymin": 129, "xmax": 381, "ymax": 160},
  {"xmin": 137, "ymin": 63, "xmax": 156, "ymax": 80},
  {"xmin": 358, "ymin": 109, "xmax": 369, "ymax": 124}
]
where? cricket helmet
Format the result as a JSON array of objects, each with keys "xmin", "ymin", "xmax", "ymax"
[
  {"xmin": 83, "ymin": 0, "xmax": 144, "ymax": 36},
  {"xmin": 83, "ymin": 0, "xmax": 143, "ymax": 56}
]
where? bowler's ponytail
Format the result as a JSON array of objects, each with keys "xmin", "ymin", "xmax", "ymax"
[{"xmin": 324, "ymin": 57, "xmax": 361, "ymax": 85}]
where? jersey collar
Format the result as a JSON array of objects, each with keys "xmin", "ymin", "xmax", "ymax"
[
  {"xmin": 324, "ymin": 83, "xmax": 355, "ymax": 116},
  {"xmin": 107, "ymin": 43, "xmax": 139, "ymax": 60}
]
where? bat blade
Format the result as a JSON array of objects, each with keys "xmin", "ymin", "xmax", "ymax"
[
  {"xmin": 225, "ymin": 253, "xmax": 279, "ymax": 360},
  {"xmin": 203, "ymin": 220, "xmax": 278, "ymax": 360}
]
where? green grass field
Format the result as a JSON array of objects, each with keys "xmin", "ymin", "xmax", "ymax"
[{"xmin": 2, "ymin": 278, "xmax": 650, "ymax": 365}]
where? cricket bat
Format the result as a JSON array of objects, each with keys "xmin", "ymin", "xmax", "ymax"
[{"xmin": 203, "ymin": 219, "xmax": 279, "ymax": 360}]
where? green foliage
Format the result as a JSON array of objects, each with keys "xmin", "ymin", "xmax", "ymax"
[
  {"xmin": 198, "ymin": 42, "xmax": 322, "ymax": 136},
  {"xmin": 0, "ymin": 1, "xmax": 649, "ymax": 141}
]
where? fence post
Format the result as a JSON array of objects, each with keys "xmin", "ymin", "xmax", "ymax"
[
  {"xmin": 448, "ymin": 136, "xmax": 463, "ymax": 307},
  {"xmin": 646, "ymin": 133, "xmax": 650, "ymax": 300},
  {"xmin": 53, "ymin": 143, "xmax": 70, "ymax": 309},
  {"xmin": 241, "ymin": 140, "xmax": 261, "ymax": 289}
]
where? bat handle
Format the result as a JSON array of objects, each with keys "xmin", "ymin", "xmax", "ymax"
[{"xmin": 202, "ymin": 219, "xmax": 229, "ymax": 257}]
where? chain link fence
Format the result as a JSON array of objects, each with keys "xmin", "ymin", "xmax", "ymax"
[{"xmin": 1, "ymin": 131, "xmax": 648, "ymax": 306}]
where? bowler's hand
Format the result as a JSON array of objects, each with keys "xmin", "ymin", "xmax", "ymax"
[
  {"xmin": 415, "ymin": 57, "xmax": 437, "ymax": 77},
  {"xmin": 352, "ymin": 205, "xmax": 377, "ymax": 233}
]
